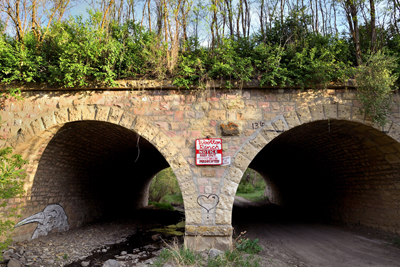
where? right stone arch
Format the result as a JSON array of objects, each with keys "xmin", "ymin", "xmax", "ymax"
[{"xmin": 219, "ymin": 104, "xmax": 400, "ymax": 233}]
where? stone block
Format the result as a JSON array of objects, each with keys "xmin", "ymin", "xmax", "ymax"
[
  {"xmin": 208, "ymin": 110, "xmax": 226, "ymax": 120},
  {"xmin": 41, "ymin": 113, "xmax": 57, "ymax": 129},
  {"xmin": 169, "ymin": 153, "xmax": 188, "ymax": 170},
  {"xmin": 338, "ymin": 105, "xmax": 351, "ymax": 120},
  {"xmin": 249, "ymin": 133, "xmax": 268, "ymax": 150},
  {"xmin": 152, "ymin": 132, "xmax": 170, "ymax": 150},
  {"xmin": 296, "ymin": 107, "xmax": 312, "ymax": 123},
  {"xmin": 388, "ymin": 123, "xmax": 400, "ymax": 142},
  {"xmin": 185, "ymin": 209, "xmax": 202, "ymax": 224},
  {"xmin": 185, "ymin": 235, "xmax": 232, "ymax": 251},
  {"xmin": 385, "ymin": 154, "xmax": 400, "ymax": 163},
  {"xmin": 284, "ymin": 110, "xmax": 301, "ymax": 128},
  {"xmin": 221, "ymin": 179, "xmax": 238, "ymax": 196},
  {"xmin": 215, "ymin": 208, "xmax": 231, "ymax": 225},
  {"xmin": 181, "ymin": 180, "xmax": 197, "ymax": 197},
  {"xmin": 217, "ymin": 194, "xmax": 234, "ymax": 210},
  {"xmin": 260, "ymin": 123, "xmax": 279, "ymax": 141},
  {"xmin": 54, "ymin": 109, "xmax": 69, "ymax": 124},
  {"xmin": 309, "ymin": 105, "xmax": 325, "ymax": 121},
  {"xmin": 30, "ymin": 118, "xmax": 45, "ymax": 134},
  {"xmin": 220, "ymin": 122, "xmax": 239, "ymax": 136},
  {"xmin": 185, "ymin": 225, "xmax": 233, "ymax": 236},
  {"xmin": 81, "ymin": 105, "xmax": 96, "ymax": 120},
  {"xmin": 352, "ymin": 107, "xmax": 365, "ymax": 123},
  {"xmin": 272, "ymin": 119, "xmax": 288, "ymax": 132},
  {"xmin": 133, "ymin": 117, "xmax": 149, "ymax": 135},
  {"xmin": 160, "ymin": 142, "xmax": 179, "ymax": 160},
  {"xmin": 141, "ymin": 124, "xmax": 159, "ymax": 142},
  {"xmin": 233, "ymin": 153, "xmax": 251, "ymax": 172},
  {"xmin": 108, "ymin": 107, "xmax": 124, "ymax": 124},
  {"xmin": 119, "ymin": 113, "xmax": 136, "ymax": 129},
  {"xmin": 237, "ymin": 109, "xmax": 262, "ymax": 121},
  {"xmin": 183, "ymin": 195, "xmax": 199, "ymax": 210},
  {"xmin": 325, "ymin": 104, "xmax": 338, "ymax": 119},
  {"xmin": 226, "ymin": 166, "xmax": 243, "ymax": 184},
  {"xmin": 240, "ymin": 142, "xmax": 258, "ymax": 161},
  {"xmin": 95, "ymin": 106, "xmax": 110, "ymax": 121},
  {"xmin": 69, "ymin": 106, "xmax": 82, "ymax": 121},
  {"xmin": 174, "ymin": 165, "xmax": 193, "ymax": 183}
]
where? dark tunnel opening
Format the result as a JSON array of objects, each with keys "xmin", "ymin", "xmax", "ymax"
[
  {"xmin": 29, "ymin": 121, "xmax": 171, "ymax": 229},
  {"xmin": 247, "ymin": 120, "xmax": 400, "ymax": 232}
]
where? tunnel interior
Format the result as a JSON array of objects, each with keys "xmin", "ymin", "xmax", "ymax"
[
  {"xmin": 29, "ymin": 121, "xmax": 170, "ymax": 229},
  {"xmin": 249, "ymin": 120, "xmax": 400, "ymax": 232}
]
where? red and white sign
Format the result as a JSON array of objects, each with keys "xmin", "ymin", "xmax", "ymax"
[{"xmin": 195, "ymin": 138, "xmax": 223, "ymax": 165}]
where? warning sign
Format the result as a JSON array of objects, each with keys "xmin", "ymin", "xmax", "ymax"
[{"xmin": 195, "ymin": 138, "xmax": 223, "ymax": 165}]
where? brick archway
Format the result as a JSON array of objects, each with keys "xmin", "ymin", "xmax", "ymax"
[
  {"xmin": 5, "ymin": 105, "xmax": 198, "ymax": 240},
  {"xmin": 220, "ymin": 103, "xmax": 400, "ymax": 233}
]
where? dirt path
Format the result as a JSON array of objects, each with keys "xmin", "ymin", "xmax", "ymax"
[{"xmin": 232, "ymin": 201, "xmax": 400, "ymax": 267}]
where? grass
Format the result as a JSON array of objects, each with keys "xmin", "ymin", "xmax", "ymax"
[
  {"xmin": 236, "ymin": 189, "xmax": 267, "ymax": 202},
  {"xmin": 163, "ymin": 193, "xmax": 184, "ymax": 205},
  {"xmin": 153, "ymin": 237, "xmax": 262, "ymax": 267}
]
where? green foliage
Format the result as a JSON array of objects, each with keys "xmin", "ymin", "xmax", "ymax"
[
  {"xmin": 149, "ymin": 168, "xmax": 180, "ymax": 203},
  {"xmin": 355, "ymin": 50, "xmax": 399, "ymax": 127},
  {"xmin": 207, "ymin": 249, "xmax": 261, "ymax": 267},
  {"xmin": 236, "ymin": 190, "xmax": 267, "ymax": 202},
  {"xmin": 237, "ymin": 168, "xmax": 265, "ymax": 194},
  {"xmin": 235, "ymin": 238, "xmax": 263, "ymax": 254},
  {"xmin": 0, "ymin": 145, "xmax": 27, "ymax": 259},
  {"xmin": 154, "ymin": 244, "xmax": 201, "ymax": 267}
]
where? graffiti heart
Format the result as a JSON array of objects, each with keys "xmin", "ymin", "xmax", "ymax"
[{"xmin": 14, "ymin": 204, "xmax": 69, "ymax": 239}]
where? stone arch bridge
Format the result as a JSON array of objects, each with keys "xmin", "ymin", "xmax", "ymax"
[{"xmin": 2, "ymin": 82, "xmax": 400, "ymax": 250}]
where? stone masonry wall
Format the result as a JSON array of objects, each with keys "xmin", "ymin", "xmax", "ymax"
[{"xmin": 1, "ymin": 84, "xmax": 399, "ymax": 244}]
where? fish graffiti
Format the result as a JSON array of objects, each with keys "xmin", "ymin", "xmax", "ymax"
[{"xmin": 14, "ymin": 204, "xmax": 69, "ymax": 239}]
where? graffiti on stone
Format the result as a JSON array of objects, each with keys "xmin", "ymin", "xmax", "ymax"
[{"xmin": 15, "ymin": 204, "xmax": 69, "ymax": 239}]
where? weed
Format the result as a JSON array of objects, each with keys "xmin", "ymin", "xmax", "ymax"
[{"xmin": 148, "ymin": 201, "xmax": 175, "ymax": 211}]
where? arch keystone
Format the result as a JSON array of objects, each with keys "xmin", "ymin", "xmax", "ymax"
[
  {"xmin": 81, "ymin": 105, "xmax": 96, "ymax": 120},
  {"xmin": 325, "ymin": 104, "xmax": 338, "ymax": 119}
]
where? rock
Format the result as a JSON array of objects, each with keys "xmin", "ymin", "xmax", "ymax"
[
  {"xmin": 162, "ymin": 263, "xmax": 174, "ymax": 267},
  {"xmin": 200, "ymin": 251, "xmax": 208, "ymax": 261},
  {"xmin": 120, "ymin": 251, "xmax": 127, "ymax": 256},
  {"xmin": 101, "ymin": 249, "xmax": 107, "ymax": 253},
  {"xmin": 221, "ymin": 122, "xmax": 240, "ymax": 136},
  {"xmin": 7, "ymin": 259, "xmax": 21, "ymax": 267},
  {"xmin": 208, "ymin": 248, "xmax": 224, "ymax": 259},
  {"xmin": 151, "ymin": 234, "xmax": 161, "ymax": 241},
  {"xmin": 81, "ymin": 260, "xmax": 90, "ymax": 266},
  {"xmin": 102, "ymin": 259, "xmax": 120, "ymax": 267}
]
